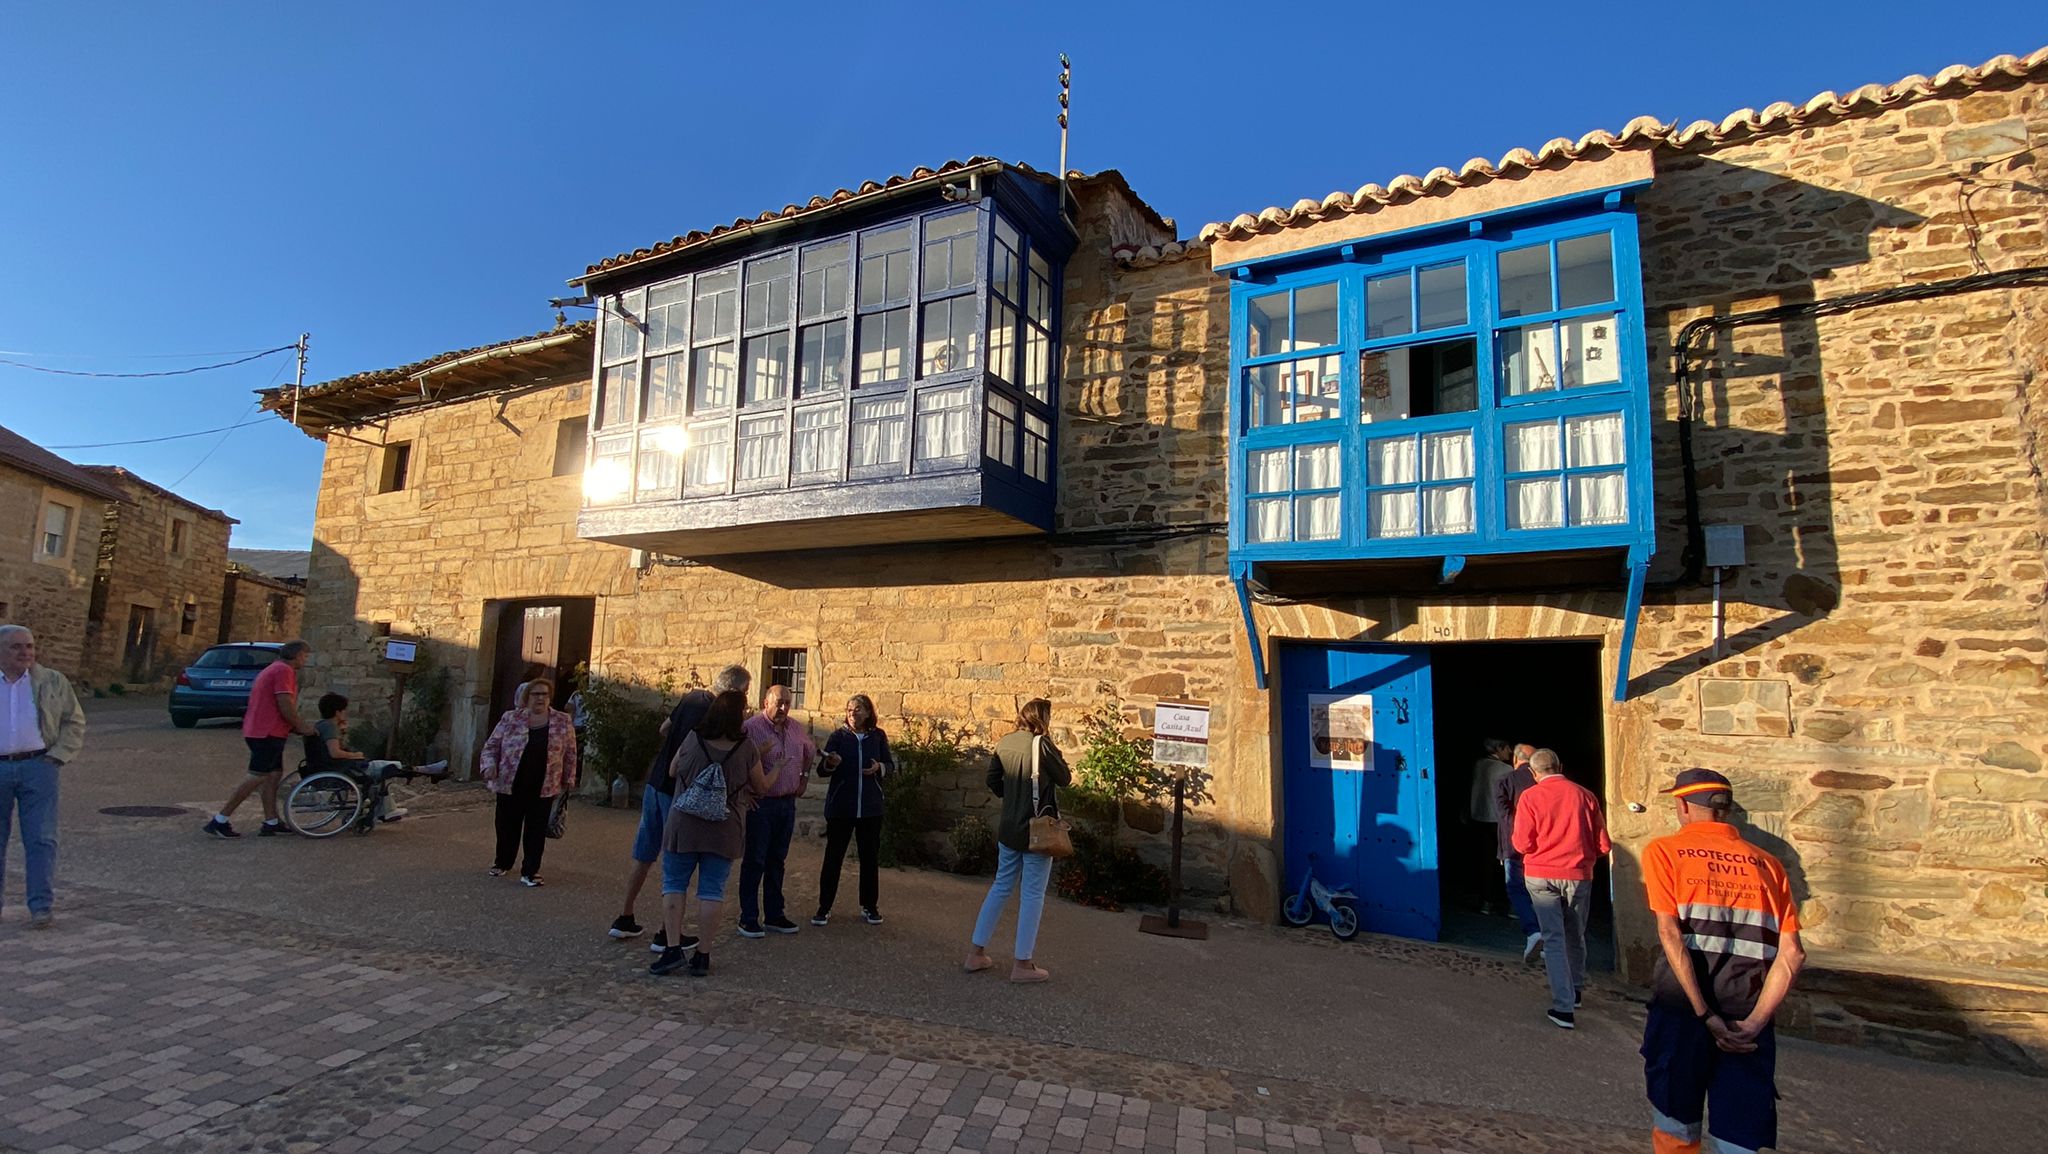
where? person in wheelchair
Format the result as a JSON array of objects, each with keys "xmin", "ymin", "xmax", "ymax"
[{"xmin": 309, "ymin": 693, "xmax": 447, "ymax": 824}]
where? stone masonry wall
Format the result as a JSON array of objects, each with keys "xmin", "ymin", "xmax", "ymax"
[
  {"xmin": 0, "ymin": 464, "xmax": 108, "ymax": 677},
  {"xmin": 76, "ymin": 476, "xmax": 233, "ymax": 688},
  {"xmin": 220, "ymin": 569, "xmax": 305, "ymax": 645}
]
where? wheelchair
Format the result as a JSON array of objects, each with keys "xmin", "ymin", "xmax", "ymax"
[{"xmin": 284, "ymin": 733, "xmax": 448, "ymax": 838}]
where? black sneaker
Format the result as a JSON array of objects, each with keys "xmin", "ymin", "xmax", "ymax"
[
  {"xmin": 810, "ymin": 911, "xmax": 830, "ymax": 927},
  {"xmin": 736, "ymin": 921, "xmax": 766, "ymax": 939},
  {"xmin": 258, "ymin": 820, "xmax": 294, "ymax": 837},
  {"xmin": 609, "ymin": 916, "xmax": 645, "ymax": 940},
  {"xmin": 203, "ymin": 818, "xmax": 241, "ymax": 839},
  {"xmin": 687, "ymin": 951, "xmax": 710, "ymax": 977},
  {"xmin": 1574, "ymin": 988, "xmax": 1584, "ymax": 1009},
  {"xmin": 764, "ymin": 916, "xmax": 800, "ymax": 935},
  {"xmin": 861, "ymin": 908, "xmax": 884, "ymax": 925},
  {"xmin": 1546, "ymin": 1009, "xmax": 1576, "ymax": 1030},
  {"xmin": 647, "ymin": 930, "xmax": 668, "ymax": 954},
  {"xmin": 649, "ymin": 946, "xmax": 689, "ymax": 976}
]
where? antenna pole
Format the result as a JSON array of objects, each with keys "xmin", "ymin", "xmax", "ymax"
[
  {"xmin": 1057, "ymin": 54, "xmax": 1071, "ymax": 213},
  {"xmin": 290, "ymin": 333, "xmax": 309, "ymax": 428}
]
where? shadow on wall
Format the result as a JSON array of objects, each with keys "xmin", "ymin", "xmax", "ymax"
[{"xmin": 1629, "ymin": 159, "xmax": 1925, "ymax": 694}]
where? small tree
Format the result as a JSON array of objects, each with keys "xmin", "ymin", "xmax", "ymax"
[
  {"xmin": 576, "ymin": 663, "xmax": 676, "ymax": 787},
  {"xmin": 880, "ymin": 717, "xmax": 979, "ymax": 868},
  {"xmin": 1070, "ymin": 699, "xmax": 1166, "ymax": 844}
]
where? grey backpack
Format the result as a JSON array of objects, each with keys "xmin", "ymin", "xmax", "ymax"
[{"xmin": 672, "ymin": 735, "xmax": 730, "ymax": 822}]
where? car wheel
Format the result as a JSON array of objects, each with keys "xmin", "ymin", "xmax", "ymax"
[{"xmin": 171, "ymin": 711, "xmax": 199, "ymax": 729}]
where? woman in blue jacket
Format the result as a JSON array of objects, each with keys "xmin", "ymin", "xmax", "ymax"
[{"xmin": 813, "ymin": 693, "xmax": 892, "ymax": 926}]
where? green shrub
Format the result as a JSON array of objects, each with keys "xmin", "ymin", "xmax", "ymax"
[
  {"xmin": 878, "ymin": 717, "xmax": 976, "ymax": 868},
  {"xmin": 392, "ymin": 653, "xmax": 449, "ymax": 765},
  {"xmin": 947, "ymin": 813, "xmax": 996, "ymax": 875},
  {"xmin": 1054, "ymin": 823, "xmax": 1169, "ymax": 910},
  {"xmin": 576, "ymin": 664, "xmax": 675, "ymax": 786}
]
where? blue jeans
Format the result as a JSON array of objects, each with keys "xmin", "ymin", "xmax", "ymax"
[
  {"xmin": 0, "ymin": 755, "xmax": 60, "ymax": 915},
  {"xmin": 1526, "ymin": 876, "xmax": 1591, "ymax": 1014},
  {"xmin": 1504, "ymin": 858, "xmax": 1540, "ymax": 936},
  {"xmin": 738, "ymin": 796, "xmax": 796, "ymax": 924},
  {"xmin": 973, "ymin": 844, "xmax": 1053, "ymax": 959},
  {"xmin": 661, "ymin": 850, "xmax": 732, "ymax": 901},
  {"xmin": 630, "ymin": 781, "xmax": 671, "ymax": 864}
]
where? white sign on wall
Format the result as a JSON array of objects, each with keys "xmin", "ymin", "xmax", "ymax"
[
  {"xmin": 383, "ymin": 639, "xmax": 419, "ymax": 663},
  {"xmin": 1152, "ymin": 699, "xmax": 1210, "ymax": 769}
]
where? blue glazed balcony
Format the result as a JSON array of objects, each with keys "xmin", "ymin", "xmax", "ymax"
[{"xmin": 575, "ymin": 167, "xmax": 1069, "ymax": 558}]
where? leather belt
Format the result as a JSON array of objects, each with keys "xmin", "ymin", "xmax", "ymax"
[{"xmin": 1, "ymin": 749, "xmax": 48, "ymax": 762}]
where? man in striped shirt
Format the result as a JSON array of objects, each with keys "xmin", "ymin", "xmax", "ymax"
[{"xmin": 1641, "ymin": 769, "xmax": 1806, "ymax": 1154}]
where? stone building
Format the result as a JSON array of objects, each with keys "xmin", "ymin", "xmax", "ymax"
[
  {"xmin": 72, "ymin": 466, "xmax": 237, "ymax": 687},
  {"xmin": 279, "ymin": 49, "xmax": 2048, "ymax": 1061},
  {"xmin": 219, "ymin": 563, "xmax": 305, "ymax": 645},
  {"xmin": 0, "ymin": 423, "xmax": 124, "ymax": 675}
]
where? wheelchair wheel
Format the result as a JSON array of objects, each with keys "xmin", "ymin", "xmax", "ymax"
[{"xmin": 287, "ymin": 772, "xmax": 365, "ymax": 838}]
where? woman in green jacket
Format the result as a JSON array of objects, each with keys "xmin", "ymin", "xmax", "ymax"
[{"xmin": 964, "ymin": 698, "xmax": 1070, "ymax": 983}]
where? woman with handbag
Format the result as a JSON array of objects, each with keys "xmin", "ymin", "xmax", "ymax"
[
  {"xmin": 965, "ymin": 698, "xmax": 1071, "ymax": 983},
  {"xmin": 650, "ymin": 690, "xmax": 771, "ymax": 978},
  {"xmin": 478, "ymin": 679, "xmax": 578, "ymax": 887}
]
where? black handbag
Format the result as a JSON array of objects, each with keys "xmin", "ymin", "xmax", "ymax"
[{"xmin": 546, "ymin": 794, "xmax": 570, "ymax": 839}]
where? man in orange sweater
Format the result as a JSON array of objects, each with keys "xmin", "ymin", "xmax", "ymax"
[{"xmin": 1511, "ymin": 748, "xmax": 1610, "ymax": 1029}]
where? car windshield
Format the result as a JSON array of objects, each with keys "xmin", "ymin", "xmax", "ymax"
[{"xmin": 195, "ymin": 647, "xmax": 276, "ymax": 671}]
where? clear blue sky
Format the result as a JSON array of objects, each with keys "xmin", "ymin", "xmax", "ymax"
[{"xmin": 3, "ymin": 3, "xmax": 2039, "ymax": 549}]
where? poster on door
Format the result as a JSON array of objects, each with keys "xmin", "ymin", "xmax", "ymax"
[{"xmin": 1307, "ymin": 693, "xmax": 1374, "ymax": 771}]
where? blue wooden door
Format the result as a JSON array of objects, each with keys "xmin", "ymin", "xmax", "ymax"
[{"xmin": 1279, "ymin": 644, "xmax": 1440, "ymax": 941}]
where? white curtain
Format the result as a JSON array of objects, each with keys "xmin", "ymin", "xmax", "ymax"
[
  {"xmin": 1370, "ymin": 438, "xmax": 1417, "ymax": 486},
  {"xmin": 685, "ymin": 426, "xmax": 731, "ymax": 490},
  {"xmin": 915, "ymin": 388, "xmax": 971, "ymax": 462},
  {"xmin": 1294, "ymin": 442, "xmax": 1341, "ymax": 490},
  {"xmin": 736, "ymin": 416, "xmax": 786, "ymax": 483},
  {"xmin": 1295, "ymin": 494, "xmax": 1341, "ymax": 541},
  {"xmin": 792, "ymin": 408, "xmax": 843, "ymax": 477},
  {"xmin": 1422, "ymin": 430, "xmax": 1473, "ymax": 481},
  {"xmin": 851, "ymin": 398, "xmax": 906, "ymax": 468},
  {"xmin": 1248, "ymin": 448, "xmax": 1289, "ymax": 494},
  {"xmin": 1507, "ymin": 420, "xmax": 1561, "ymax": 473},
  {"xmin": 1566, "ymin": 412, "xmax": 1625, "ymax": 468},
  {"xmin": 1571, "ymin": 472, "xmax": 1628, "ymax": 525},
  {"xmin": 1509, "ymin": 477, "xmax": 1563, "ymax": 530},
  {"xmin": 1424, "ymin": 484, "xmax": 1474, "ymax": 535},
  {"xmin": 1371, "ymin": 491, "xmax": 1418, "ymax": 538},
  {"xmin": 1249, "ymin": 498, "xmax": 1290, "ymax": 543}
]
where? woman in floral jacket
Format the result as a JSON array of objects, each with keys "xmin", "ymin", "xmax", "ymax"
[{"xmin": 479, "ymin": 679, "xmax": 579, "ymax": 886}]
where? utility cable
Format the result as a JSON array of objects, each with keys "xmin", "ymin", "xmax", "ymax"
[
  {"xmin": 46, "ymin": 418, "xmax": 271, "ymax": 449},
  {"xmin": 0, "ymin": 344, "xmax": 295, "ymax": 378}
]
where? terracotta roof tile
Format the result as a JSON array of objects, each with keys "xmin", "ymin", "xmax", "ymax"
[
  {"xmin": 78, "ymin": 465, "xmax": 236, "ymax": 523},
  {"xmin": 1111, "ymin": 239, "xmax": 1212, "ymax": 269},
  {"xmin": 0, "ymin": 422, "xmax": 127, "ymax": 502},
  {"xmin": 1199, "ymin": 46, "xmax": 2048, "ymax": 244}
]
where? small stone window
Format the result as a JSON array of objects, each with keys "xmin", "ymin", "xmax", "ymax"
[
  {"xmin": 553, "ymin": 419, "xmax": 588, "ymax": 477},
  {"xmin": 180, "ymin": 598, "xmax": 198, "ymax": 636},
  {"xmin": 168, "ymin": 517, "xmax": 190, "ymax": 556},
  {"xmin": 765, "ymin": 647, "xmax": 808, "ymax": 709},
  {"xmin": 37, "ymin": 500, "xmax": 75, "ymax": 561},
  {"xmin": 377, "ymin": 442, "xmax": 413, "ymax": 494}
]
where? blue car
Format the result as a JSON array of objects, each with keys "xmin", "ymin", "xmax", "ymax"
[{"xmin": 170, "ymin": 643, "xmax": 283, "ymax": 728}]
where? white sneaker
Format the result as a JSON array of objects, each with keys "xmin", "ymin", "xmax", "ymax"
[
  {"xmin": 1523, "ymin": 932, "xmax": 1544, "ymax": 964},
  {"xmin": 379, "ymin": 807, "xmax": 409, "ymax": 823}
]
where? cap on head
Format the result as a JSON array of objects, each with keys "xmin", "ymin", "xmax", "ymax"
[{"xmin": 1661, "ymin": 768, "xmax": 1733, "ymax": 807}]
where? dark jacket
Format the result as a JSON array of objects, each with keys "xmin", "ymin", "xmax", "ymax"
[
  {"xmin": 988, "ymin": 730, "xmax": 1070, "ymax": 853},
  {"xmin": 1493, "ymin": 765, "xmax": 1537, "ymax": 862},
  {"xmin": 648, "ymin": 689, "xmax": 713, "ymax": 793},
  {"xmin": 818, "ymin": 726, "xmax": 893, "ymax": 820}
]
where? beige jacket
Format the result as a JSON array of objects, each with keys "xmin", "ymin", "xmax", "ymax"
[{"xmin": 24, "ymin": 664, "xmax": 86, "ymax": 764}]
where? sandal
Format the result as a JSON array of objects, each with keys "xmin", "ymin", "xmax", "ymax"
[
  {"xmin": 964, "ymin": 955, "xmax": 994, "ymax": 974},
  {"xmin": 1009, "ymin": 962, "xmax": 1050, "ymax": 984}
]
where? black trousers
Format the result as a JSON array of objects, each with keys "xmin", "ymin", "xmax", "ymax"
[
  {"xmin": 818, "ymin": 816, "xmax": 882, "ymax": 914},
  {"xmin": 494, "ymin": 789, "xmax": 551, "ymax": 877}
]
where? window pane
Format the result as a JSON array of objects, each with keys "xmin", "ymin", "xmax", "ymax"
[
  {"xmin": 922, "ymin": 211, "xmax": 978, "ymax": 295},
  {"xmin": 1249, "ymin": 498, "xmax": 1290, "ymax": 543},
  {"xmin": 742, "ymin": 332, "xmax": 791, "ymax": 406},
  {"xmin": 1417, "ymin": 263, "xmax": 1467, "ymax": 330},
  {"xmin": 1247, "ymin": 291, "xmax": 1287, "ymax": 358},
  {"xmin": 585, "ymin": 435, "xmax": 632, "ymax": 505},
  {"xmin": 1295, "ymin": 494, "xmax": 1341, "ymax": 541},
  {"xmin": 987, "ymin": 301, "xmax": 1018, "ymax": 382},
  {"xmin": 601, "ymin": 290, "xmax": 644, "ymax": 363},
  {"xmin": 1421, "ymin": 431, "xmax": 1473, "ymax": 480},
  {"xmin": 744, "ymin": 253, "xmax": 793, "ymax": 331},
  {"xmin": 1561, "ymin": 314, "xmax": 1621, "ymax": 387},
  {"xmin": 1558, "ymin": 234, "xmax": 1615, "ymax": 308},
  {"xmin": 914, "ymin": 387, "xmax": 972, "ymax": 465},
  {"xmin": 791, "ymin": 405, "xmax": 844, "ymax": 481},
  {"xmin": 643, "ymin": 352, "xmax": 685, "ymax": 421},
  {"xmin": 1566, "ymin": 412, "xmax": 1626, "ymax": 468},
  {"xmin": 856, "ymin": 310, "xmax": 911, "ymax": 385},
  {"xmin": 735, "ymin": 413, "xmax": 787, "ymax": 487},
  {"xmin": 684, "ymin": 422, "xmax": 731, "ymax": 494},
  {"xmin": 985, "ymin": 393, "xmax": 1017, "ymax": 467},
  {"xmin": 1023, "ymin": 413, "xmax": 1050, "ymax": 481},
  {"xmin": 1369, "ymin": 491, "xmax": 1418, "ymax": 539},
  {"xmin": 646, "ymin": 280, "xmax": 690, "ymax": 353},
  {"xmin": 1366, "ymin": 272, "xmax": 1412, "ymax": 339},
  {"xmin": 694, "ymin": 268, "xmax": 738, "ymax": 340},
  {"xmin": 1506, "ymin": 420, "xmax": 1561, "ymax": 473},
  {"xmin": 859, "ymin": 224, "xmax": 914, "ymax": 308},
  {"xmin": 1027, "ymin": 250, "xmax": 1052, "ymax": 327},
  {"xmin": 850, "ymin": 396, "xmax": 908, "ymax": 473},
  {"xmin": 1369, "ymin": 438, "xmax": 1417, "ymax": 486},
  {"xmin": 798, "ymin": 320, "xmax": 847, "ymax": 396},
  {"xmin": 800, "ymin": 239, "xmax": 851, "ymax": 320},
  {"xmin": 1295, "ymin": 283, "xmax": 1339, "ymax": 349},
  {"xmin": 1570, "ymin": 472, "xmax": 1628, "ymax": 526},
  {"xmin": 1247, "ymin": 447, "xmax": 1288, "ymax": 494},
  {"xmin": 691, "ymin": 343, "xmax": 736, "ymax": 410},
  {"xmin": 1023, "ymin": 326, "xmax": 1050, "ymax": 402},
  {"xmin": 921, "ymin": 297, "xmax": 978, "ymax": 375},
  {"xmin": 1249, "ymin": 354, "xmax": 1340, "ymax": 426},
  {"xmin": 636, "ymin": 427, "xmax": 682, "ymax": 501},
  {"xmin": 1500, "ymin": 322, "xmax": 1561, "ymax": 396},
  {"xmin": 1509, "ymin": 478, "xmax": 1564, "ymax": 530},
  {"xmin": 1294, "ymin": 442, "xmax": 1341, "ymax": 489},
  {"xmin": 1424, "ymin": 484, "xmax": 1475, "ymax": 535},
  {"xmin": 598, "ymin": 361, "xmax": 639, "ymax": 428},
  {"xmin": 1497, "ymin": 244, "xmax": 1551, "ymax": 318},
  {"xmin": 992, "ymin": 215, "xmax": 1022, "ymax": 300}
]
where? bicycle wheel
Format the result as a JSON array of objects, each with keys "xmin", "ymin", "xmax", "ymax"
[
  {"xmin": 287, "ymin": 772, "xmax": 365, "ymax": 838},
  {"xmin": 1281, "ymin": 893, "xmax": 1314, "ymax": 926},
  {"xmin": 1329, "ymin": 901, "xmax": 1361, "ymax": 941}
]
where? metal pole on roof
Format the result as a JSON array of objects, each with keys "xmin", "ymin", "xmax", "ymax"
[
  {"xmin": 289, "ymin": 333, "xmax": 308, "ymax": 428},
  {"xmin": 1057, "ymin": 54, "xmax": 1071, "ymax": 213}
]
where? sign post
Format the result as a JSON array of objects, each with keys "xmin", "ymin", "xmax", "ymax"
[
  {"xmin": 382, "ymin": 639, "xmax": 418, "ymax": 761},
  {"xmin": 1141, "ymin": 699, "xmax": 1210, "ymax": 941}
]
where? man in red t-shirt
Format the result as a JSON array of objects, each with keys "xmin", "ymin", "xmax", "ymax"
[
  {"xmin": 1510, "ymin": 747, "xmax": 1610, "ymax": 1029},
  {"xmin": 202, "ymin": 641, "xmax": 316, "ymax": 838}
]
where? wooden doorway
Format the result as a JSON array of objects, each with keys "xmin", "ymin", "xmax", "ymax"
[{"xmin": 487, "ymin": 598, "xmax": 594, "ymax": 720}]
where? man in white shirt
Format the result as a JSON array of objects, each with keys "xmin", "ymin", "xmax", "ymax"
[{"xmin": 0, "ymin": 625, "xmax": 86, "ymax": 929}]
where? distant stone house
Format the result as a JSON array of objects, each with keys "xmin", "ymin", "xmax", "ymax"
[
  {"xmin": 0, "ymin": 423, "xmax": 125, "ymax": 676},
  {"xmin": 74, "ymin": 466, "xmax": 237, "ymax": 687},
  {"xmin": 276, "ymin": 49, "xmax": 2048, "ymax": 1061},
  {"xmin": 219, "ymin": 563, "xmax": 306, "ymax": 645}
]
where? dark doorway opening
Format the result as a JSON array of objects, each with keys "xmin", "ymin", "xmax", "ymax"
[
  {"xmin": 1429, "ymin": 640, "xmax": 1611, "ymax": 967},
  {"xmin": 487, "ymin": 598, "xmax": 595, "ymax": 721}
]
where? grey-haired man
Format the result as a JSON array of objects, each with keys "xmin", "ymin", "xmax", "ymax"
[{"xmin": 0, "ymin": 625, "xmax": 85, "ymax": 929}]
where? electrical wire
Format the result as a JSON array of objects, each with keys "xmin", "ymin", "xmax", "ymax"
[
  {"xmin": 167, "ymin": 400, "xmax": 262, "ymax": 489},
  {"xmin": 45, "ymin": 418, "xmax": 272, "ymax": 449},
  {"xmin": 0, "ymin": 344, "xmax": 295, "ymax": 378}
]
